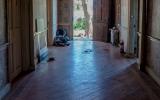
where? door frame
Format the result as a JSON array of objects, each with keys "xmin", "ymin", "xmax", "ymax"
[
  {"xmin": 47, "ymin": 0, "xmax": 53, "ymax": 46},
  {"xmin": 137, "ymin": 0, "xmax": 147, "ymax": 71},
  {"xmin": 47, "ymin": 0, "xmax": 58, "ymax": 46}
]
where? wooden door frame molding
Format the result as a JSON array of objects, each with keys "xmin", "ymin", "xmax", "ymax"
[
  {"xmin": 47, "ymin": 0, "xmax": 53, "ymax": 46},
  {"xmin": 29, "ymin": 0, "xmax": 35, "ymax": 69},
  {"xmin": 139, "ymin": 0, "xmax": 147, "ymax": 71}
]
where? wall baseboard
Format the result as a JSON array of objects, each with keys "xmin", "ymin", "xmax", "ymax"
[{"xmin": 0, "ymin": 84, "xmax": 11, "ymax": 100}]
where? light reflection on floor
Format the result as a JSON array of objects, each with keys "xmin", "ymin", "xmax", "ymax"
[{"xmin": 7, "ymin": 41, "xmax": 144, "ymax": 100}]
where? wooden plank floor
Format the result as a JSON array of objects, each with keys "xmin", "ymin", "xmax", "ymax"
[{"xmin": 5, "ymin": 41, "xmax": 160, "ymax": 100}]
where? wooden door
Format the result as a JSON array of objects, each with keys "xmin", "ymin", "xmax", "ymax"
[
  {"xmin": 58, "ymin": 0, "xmax": 73, "ymax": 39},
  {"xmin": 93, "ymin": 0, "xmax": 110, "ymax": 42},
  {"xmin": 8, "ymin": 0, "xmax": 22, "ymax": 80}
]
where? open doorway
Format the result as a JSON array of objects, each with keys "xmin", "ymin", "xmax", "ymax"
[{"xmin": 73, "ymin": 0, "xmax": 93, "ymax": 41}]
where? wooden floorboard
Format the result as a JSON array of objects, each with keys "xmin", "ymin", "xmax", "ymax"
[{"xmin": 5, "ymin": 41, "xmax": 160, "ymax": 100}]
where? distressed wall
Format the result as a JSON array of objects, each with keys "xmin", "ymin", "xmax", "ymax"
[
  {"xmin": 120, "ymin": 0, "xmax": 129, "ymax": 52},
  {"xmin": 145, "ymin": 0, "xmax": 160, "ymax": 84},
  {"xmin": 33, "ymin": 0, "xmax": 48, "ymax": 62}
]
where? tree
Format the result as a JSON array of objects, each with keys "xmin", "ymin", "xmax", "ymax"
[{"xmin": 81, "ymin": 0, "xmax": 90, "ymax": 37}]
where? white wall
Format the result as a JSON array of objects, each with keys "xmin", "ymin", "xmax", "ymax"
[
  {"xmin": 52, "ymin": 0, "xmax": 57, "ymax": 38},
  {"xmin": 120, "ymin": 0, "xmax": 129, "ymax": 52}
]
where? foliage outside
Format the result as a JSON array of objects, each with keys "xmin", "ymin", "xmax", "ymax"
[{"xmin": 73, "ymin": 18, "xmax": 87, "ymax": 30}]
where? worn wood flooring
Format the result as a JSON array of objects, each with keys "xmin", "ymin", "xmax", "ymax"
[{"xmin": 5, "ymin": 41, "xmax": 160, "ymax": 100}]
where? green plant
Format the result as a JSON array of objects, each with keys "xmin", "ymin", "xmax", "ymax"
[
  {"xmin": 73, "ymin": 18, "xmax": 87, "ymax": 30},
  {"xmin": 76, "ymin": 4, "xmax": 80, "ymax": 10}
]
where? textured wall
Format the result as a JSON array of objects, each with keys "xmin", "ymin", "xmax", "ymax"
[
  {"xmin": 120, "ymin": 0, "xmax": 129, "ymax": 52},
  {"xmin": 33, "ymin": 0, "xmax": 48, "ymax": 62},
  {"xmin": 147, "ymin": 0, "xmax": 160, "ymax": 39},
  {"xmin": 146, "ymin": 37, "xmax": 160, "ymax": 77},
  {"xmin": 146, "ymin": 0, "xmax": 160, "ymax": 82}
]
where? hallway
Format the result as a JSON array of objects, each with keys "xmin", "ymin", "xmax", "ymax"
[{"xmin": 6, "ymin": 41, "xmax": 160, "ymax": 100}]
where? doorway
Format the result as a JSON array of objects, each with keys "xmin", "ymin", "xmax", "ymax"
[
  {"xmin": 73, "ymin": 0, "xmax": 93, "ymax": 41},
  {"xmin": 58, "ymin": 0, "xmax": 111, "ymax": 42}
]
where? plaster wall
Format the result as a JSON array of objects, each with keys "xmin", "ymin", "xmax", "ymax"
[
  {"xmin": 146, "ymin": 0, "xmax": 160, "ymax": 83},
  {"xmin": 33, "ymin": 0, "xmax": 48, "ymax": 62},
  {"xmin": 120, "ymin": 0, "xmax": 129, "ymax": 52}
]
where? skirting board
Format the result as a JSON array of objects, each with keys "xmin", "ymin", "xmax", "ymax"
[
  {"xmin": 146, "ymin": 66, "xmax": 160, "ymax": 86},
  {"xmin": 0, "ymin": 84, "xmax": 11, "ymax": 100}
]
